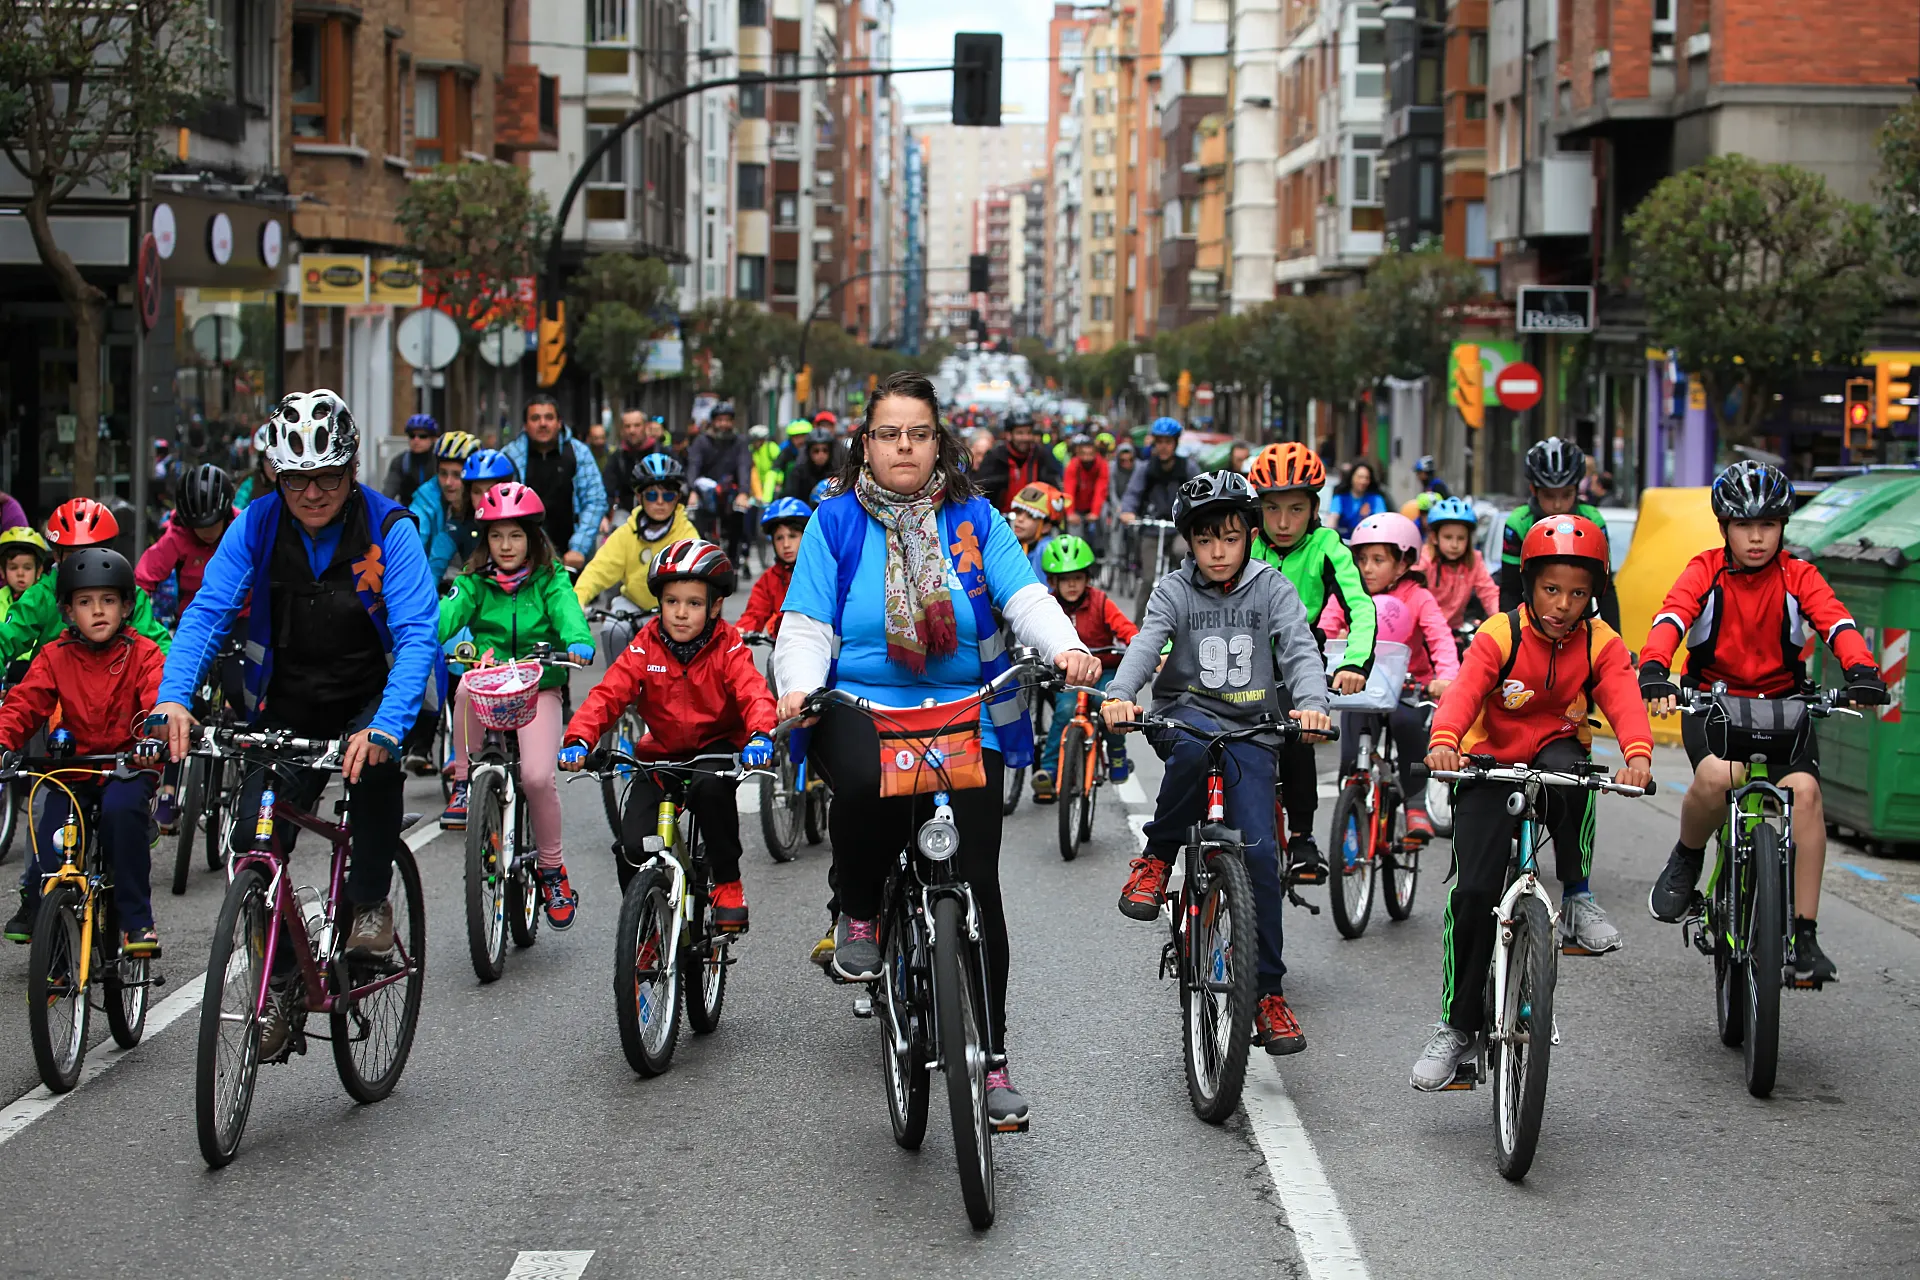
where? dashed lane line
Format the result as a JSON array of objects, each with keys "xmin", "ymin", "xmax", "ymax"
[{"xmin": 504, "ymin": 1251, "xmax": 594, "ymax": 1280}]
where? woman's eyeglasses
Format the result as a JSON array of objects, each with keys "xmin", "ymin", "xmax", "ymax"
[
  {"xmin": 641, "ymin": 487, "xmax": 681, "ymax": 504},
  {"xmin": 868, "ymin": 426, "xmax": 935, "ymax": 446},
  {"xmin": 279, "ymin": 470, "xmax": 347, "ymax": 494}
]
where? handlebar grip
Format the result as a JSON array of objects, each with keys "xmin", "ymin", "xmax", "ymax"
[
  {"xmin": 585, "ymin": 747, "xmax": 612, "ymax": 773},
  {"xmin": 1642, "ymin": 778, "xmax": 1658, "ymax": 797}
]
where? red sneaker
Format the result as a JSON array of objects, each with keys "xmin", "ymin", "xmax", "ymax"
[
  {"xmin": 1118, "ymin": 857, "xmax": 1172, "ymax": 921},
  {"xmin": 1404, "ymin": 808, "xmax": 1435, "ymax": 843},
  {"xmin": 1255, "ymin": 993, "xmax": 1307, "ymax": 1056},
  {"xmin": 539, "ymin": 865, "xmax": 578, "ymax": 931},
  {"xmin": 711, "ymin": 879, "xmax": 749, "ymax": 934}
]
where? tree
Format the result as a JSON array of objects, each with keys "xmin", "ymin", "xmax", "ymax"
[
  {"xmin": 1625, "ymin": 154, "xmax": 1888, "ymax": 443},
  {"xmin": 1356, "ymin": 245, "xmax": 1483, "ymax": 382},
  {"xmin": 1877, "ymin": 95, "xmax": 1920, "ymax": 281},
  {"xmin": 565, "ymin": 253, "xmax": 675, "ymax": 409},
  {"xmin": 397, "ymin": 162, "xmax": 553, "ymax": 341},
  {"xmin": 684, "ymin": 299, "xmax": 798, "ymax": 411},
  {"xmin": 0, "ymin": 0, "xmax": 213, "ymax": 497}
]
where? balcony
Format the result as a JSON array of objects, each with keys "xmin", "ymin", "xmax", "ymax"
[
  {"xmin": 496, "ymin": 64, "xmax": 559, "ymax": 151},
  {"xmin": 1485, "ymin": 153, "xmax": 1592, "ymax": 243}
]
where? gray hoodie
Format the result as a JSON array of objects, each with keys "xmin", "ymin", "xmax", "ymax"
[{"xmin": 1108, "ymin": 556, "xmax": 1329, "ymax": 725}]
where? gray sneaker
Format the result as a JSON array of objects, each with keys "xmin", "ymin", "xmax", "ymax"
[
  {"xmin": 257, "ymin": 981, "xmax": 302, "ymax": 1061},
  {"xmin": 1561, "ymin": 891, "xmax": 1622, "ymax": 954},
  {"xmin": 345, "ymin": 900, "xmax": 396, "ymax": 959},
  {"xmin": 830, "ymin": 915, "xmax": 882, "ymax": 982},
  {"xmin": 1410, "ymin": 1022, "xmax": 1476, "ymax": 1092},
  {"xmin": 986, "ymin": 1066, "xmax": 1029, "ymax": 1129}
]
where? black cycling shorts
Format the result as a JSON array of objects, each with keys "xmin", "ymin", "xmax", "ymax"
[{"xmin": 1681, "ymin": 709, "xmax": 1818, "ymax": 780}]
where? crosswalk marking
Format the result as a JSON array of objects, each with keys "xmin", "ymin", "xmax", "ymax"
[{"xmin": 504, "ymin": 1251, "xmax": 594, "ymax": 1280}]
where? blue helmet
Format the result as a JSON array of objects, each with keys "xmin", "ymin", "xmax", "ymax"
[
  {"xmin": 810, "ymin": 478, "xmax": 836, "ymax": 506},
  {"xmin": 1426, "ymin": 496, "xmax": 1478, "ymax": 530},
  {"xmin": 461, "ymin": 449, "xmax": 516, "ymax": 482},
  {"xmin": 1413, "ymin": 454, "xmax": 1437, "ymax": 477},
  {"xmin": 636, "ymin": 452, "xmax": 685, "ymax": 488},
  {"xmin": 404, "ymin": 413, "xmax": 439, "ymax": 435},
  {"xmin": 1149, "ymin": 416, "xmax": 1183, "ymax": 438},
  {"xmin": 761, "ymin": 496, "xmax": 812, "ymax": 529}
]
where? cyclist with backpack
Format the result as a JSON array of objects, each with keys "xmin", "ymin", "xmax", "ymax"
[
  {"xmin": 503, "ymin": 395, "xmax": 607, "ymax": 572},
  {"xmin": 1118, "ymin": 418, "xmax": 1198, "ymax": 525},
  {"xmin": 1501, "ymin": 438, "xmax": 1620, "ymax": 628},
  {"xmin": 382, "ymin": 414, "xmax": 444, "ymax": 506}
]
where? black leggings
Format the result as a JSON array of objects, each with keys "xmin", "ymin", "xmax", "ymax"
[
  {"xmin": 1337, "ymin": 702, "xmax": 1432, "ymax": 811},
  {"xmin": 618, "ymin": 743, "xmax": 743, "ymax": 889},
  {"xmin": 1276, "ymin": 739, "xmax": 1318, "ymax": 839},
  {"xmin": 811, "ymin": 701, "xmax": 1011, "ymax": 1054}
]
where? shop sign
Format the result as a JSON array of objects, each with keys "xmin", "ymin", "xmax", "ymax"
[
  {"xmin": 1516, "ymin": 285, "xmax": 1594, "ymax": 334},
  {"xmin": 299, "ymin": 253, "xmax": 371, "ymax": 305},
  {"xmin": 370, "ymin": 257, "xmax": 423, "ymax": 306},
  {"xmin": 208, "ymin": 212, "xmax": 234, "ymax": 265},
  {"xmin": 151, "ymin": 204, "xmax": 178, "ymax": 259},
  {"xmin": 259, "ymin": 220, "xmax": 283, "ymax": 268}
]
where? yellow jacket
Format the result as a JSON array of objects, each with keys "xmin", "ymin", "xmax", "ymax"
[{"xmin": 573, "ymin": 506, "xmax": 698, "ymax": 611}]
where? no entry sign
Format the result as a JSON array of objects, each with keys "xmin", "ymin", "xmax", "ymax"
[{"xmin": 1494, "ymin": 361, "xmax": 1543, "ymax": 412}]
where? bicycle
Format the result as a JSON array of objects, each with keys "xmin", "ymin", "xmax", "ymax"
[
  {"xmin": 170, "ymin": 637, "xmax": 245, "ymax": 895},
  {"xmin": 1119, "ymin": 712, "xmax": 1336, "ymax": 1125},
  {"xmin": 743, "ymin": 631, "xmax": 827, "ymax": 863},
  {"xmin": 190, "ymin": 726, "xmax": 427, "ymax": 1168},
  {"xmin": 587, "ymin": 605, "xmax": 654, "ymax": 839},
  {"xmin": 1051, "ymin": 647, "xmax": 1126, "ymax": 861},
  {"xmin": 14, "ymin": 748, "xmax": 167, "ymax": 1092},
  {"xmin": 1427, "ymin": 756, "xmax": 1652, "ymax": 1180},
  {"xmin": 1129, "ymin": 517, "xmax": 1182, "ymax": 621},
  {"xmin": 455, "ymin": 642, "xmax": 583, "ymax": 983},
  {"xmin": 1674, "ymin": 685, "xmax": 1856, "ymax": 1098},
  {"xmin": 571, "ymin": 748, "xmax": 769, "ymax": 1077},
  {"xmin": 1325, "ymin": 682, "xmax": 1433, "ymax": 938}
]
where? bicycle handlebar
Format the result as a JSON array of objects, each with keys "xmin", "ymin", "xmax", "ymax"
[
  {"xmin": 1676, "ymin": 686, "xmax": 1860, "ymax": 720},
  {"xmin": 568, "ymin": 747, "xmax": 771, "ymax": 785},
  {"xmin": 0, "ymin": 749, "xmax": 165, "ymax": 784},
  {"xmin": 1114, "ymin": 714, "xmax": 1338, "ymax": 746},
  {"xmin": 188, "ymin": 725, "xmax": 346, "ymax": 770},
  {"xmin": 1430, "ymin": 763, "xmax": 1654, "ymax": 798},
  {"xmin": 775, "ymin": 656, "xmax": 1057, "ymax": 735},
  {"xmin": 449, "ymin": 640, "xmax": 588, "ymax": 671}
]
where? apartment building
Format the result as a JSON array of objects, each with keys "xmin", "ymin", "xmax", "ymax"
[
  {"xmin": 914, "ymin": 113, "xmax": 1048, "ymax": 341},
  {"xmin": 1272, "ymin": 0, "xmax": 1386, "ymax": 288},
  {"xmin": 1046, "ymin": 6, "xmax": 1101, "ymax": 344},
  {"xmin": 1110, "ymin": 0, "xmax": 1163, "ymax": 345},
  {"xmin": 1156, "ymin": 0, "xmax": 1230, "ymax": 331},
  {"xmin": 1077, "ymin": 22, "xmax": 1124, "ymax": 350}
]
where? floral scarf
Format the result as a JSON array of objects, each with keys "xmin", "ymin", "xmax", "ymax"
[{"xmin": 852, "ymin": 463, "xmax": 957, "ymax": 674}]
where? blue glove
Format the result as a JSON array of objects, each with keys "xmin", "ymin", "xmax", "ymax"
[
  {"xmin": 558, "ymin": 742, "xmax": 589, "ymax": 770},
  {"xmin": 741, "ymin": 733, "xmax": 774, "ymax": 768},
  {"xmin": 568, "ymin": 642, "xmax": 595, "ymax": 665}
]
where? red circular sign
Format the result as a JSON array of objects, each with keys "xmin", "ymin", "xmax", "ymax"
[
  {"xmin": 137, "ymin": 233, "xmax": 161, "ymax": 333},
  {"xmin": 1494, "ymin": 361, "xmax": 1543, "ymax": 412}
]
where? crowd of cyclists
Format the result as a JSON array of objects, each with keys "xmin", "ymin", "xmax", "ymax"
[{"xmin": 0, "ymin": 371, "xmax": 1890, "ymax": 1166}]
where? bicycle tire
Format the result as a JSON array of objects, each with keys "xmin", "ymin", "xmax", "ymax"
[
  {"xmin": 464, "ymin": 770, "xmax": 509, "ymax": 983},
  {"xmin": 28, "ymin": 883, "xmax": 90, "ymax": 1093},
  {"xmin": 0, "ymin": 777, "xmax": 18, "ymax": 864},
  {"xmin": 803, "ymin": 782, "xmax": 828, "ymax": 846},
  {"xmin": 1744, "ymin": 822, "xmax": 1785, "ymax": 1098},
  {"xmin": 760, "ymin": 749, "xmax": 801, "ymax": 863},
  {"xmin": 203, "ymin": 757, "xmax": 228, "ymax": 870},
  {"xmin": 436, "ymin": 702, "xmax": 455, "ymax": 803},
  {"xmin": 600, "ymin": 710, "xmax": 645, "ymax": 840},
  {"xmin": 614, "ymin": 865, "xmax": 681, "ymax": 1075},
  {"xmin": 1382, "ymin": 799, "xmax": 1419, "ymax": 922},
  {"xmin": 330, "ymin": 843, "xmax": 426, "ymax": 1104},
  {"xmin": 103, "ymin": 890, "xmax": 148, "ymax": 1049},
  {"xmin": 196, "ymin": 866, "xmax": 269, "ymax": 1167},
  {"xmin": 1002, "ymin": 766, "xmax": 1025, "ymax": 817},
  {"xmin": 507, "ymin": 858, "xmax": 541, "ymax": 948},
  {"xmin": 682, "ymin": 851, "xmax": 729, "ymax": 1035},
  {"xmin": 1712, "ymin": 849, "xmax": 1745, "ymax": 1048},
  {"xmin": 932, "ymin": 893, "xmax": 995, "ymax": 1229},
  {"xmin": 882, "ymin": 900, "xmax": 930, "ymax": 1149},
  {"xmin": 1493, "ymin": 893, "xmax": 1556, "ymax": 1181},
  {"xmin": 1182, "ymin": 848, "xmax": 1257, "ymax": 1123},
  {"xmin": 1327, "ymin": 784, "xmax": 1376, "ymax": 939},
  {"xmin": 1057, "ymin": 725, "xmax": 1086, "ymax": 861},
  {"xmin": 1076, "ymin": 739, "xmax": 1100, "ymax": 846},
  {"xmin": 171, "ymin": 754, "xmax": 207, "ymax": 895}
]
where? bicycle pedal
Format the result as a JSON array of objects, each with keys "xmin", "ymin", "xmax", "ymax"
[
  {"xmin": 1440, "ymin": 1065, "xmax": 1479, "ymax": 1091},
  {"xmin": 1158, "ymin": 940, "xmax": 1176, "ymax": 980},
  {"xmin": 851, "ymin": 993, "xmax": 874, "ymax": 1018},
  {"xmin": 990, "ymin": 1117, "xmax": 1030, "ymax": 1135}
]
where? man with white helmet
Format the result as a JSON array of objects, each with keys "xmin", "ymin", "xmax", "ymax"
[{"xmin": 148, "ymin": 390, "xmax": 441, "ymax": 1049}]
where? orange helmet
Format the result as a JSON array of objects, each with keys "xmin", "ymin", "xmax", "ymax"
[
  {"xmin": 46, "ymin": 497, "xmax": 120, "ymax": 548},
  {"xmin": 1248, "ymin": 442, "xmax": 1325, "ymax": 495},
  {"xmin": 1011, "ymin": 482, "xmax": 1068, "ymax": 525}
]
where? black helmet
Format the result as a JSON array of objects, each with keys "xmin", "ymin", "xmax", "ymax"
[
  {"xmin": 55, "ymin": 547, "xmax": 135, "ymax": 604},
  {"xmin": 1711, "ymin": 460, "xmax": 1795, "ymax": 522},
  {"xmin": 1172, "ymin": 470, "xmax": 1259, "ymax": 538},
  {"xmin": 807, "ymin": 425, "xmax": 835, "ymax": 446},
  {"xmin": 176, "ymin": 463, "xmax": 237, "ymax": 528},
  {"xmin": 711, "ymin": 401, "xmax": 736, "ymax": 419},
  {"xmin": 1523, "ymin": 437, "xmax": 1584, "ymax": 490},
  {"xmin": 1004, "ymin": 406, "xmax": 1036, "ymax": 429}
]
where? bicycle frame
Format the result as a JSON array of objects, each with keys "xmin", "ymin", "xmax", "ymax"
[
  {"xmin": 1487, "ymin": 793, "xmax": 1562, "ymax": 1055},
  {"xmin": 1694, "ymin": 769, "xmax": 1792, "ymax": 962},
  {"xmin": 20, "ymin": 756, "xmax": 159, "ymax": 990}
]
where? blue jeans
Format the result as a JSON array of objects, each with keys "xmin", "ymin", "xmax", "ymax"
[
  {"xmin": 1141, "ymin": 704, "xmax": 1286, "ymax": 994},
  {"xmin": 1038, "ymin": 672, "xmax": 1124, "ymax": 775},
  {"xmin": 22, "ymin": 775, "xmax": 158, "ymax": 931}
]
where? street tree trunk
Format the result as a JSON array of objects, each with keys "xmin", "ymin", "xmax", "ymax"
[{"xmin": 25, "ymin": 194, "xmax": 106, "ymax": 499}]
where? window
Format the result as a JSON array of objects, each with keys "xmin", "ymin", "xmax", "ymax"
[
  {"xmin": 1093, "ymin": 49, "xmax": 1111, "ymax": 74},
  {"xmin": 383, "ymin": 40, "xmax": 402, "ymax": 156},
  {"xmin": 1091, "ymin": 211, "xmax": 1113, "ymax": 238},
  {"xmin": 773, "ymin": 258, "xmax": 798, "ymax": 296},
  {"xmin": 290, "ymin": 16, "xmax": 353, "ymax": 144},
  {"xmin": 1189, "ymin": 272, "xmax": 1220, "ymax": 307},
  {"xmin": 586, "ymin": 116, "xmax": 627, "ymax": 184},
  {"xmin": 1127, "ymin": 191, "xmax": 1137, "ymax": 223},
  {"xmin": 587, "ymin": 0, "xmax": 627, "ymax": 42},
  {"xmin": 1092, "ymin": 130, "xmax": 1112, "ymax": 157},
  {"xmin": 1465, "ymin": 94, "xmax": 1487, "ymax": 119},
  {"xmin": 412, "ymin": 70, "xmax": 472, "ymax": 167},
  {"xmin": 1129, "ymin": 130, "xmax": 1138, "ymax": 164},
  {"xmin": 1090, "ymin": 294, "xmax": 1113, "ymax": 321},
  {"xmin": 1357, "ymin": 27, "xmax": 1386, "ymax": 65},
  {"xmin": 1351, "ymin": 151, "xmax": 1374, "ymax": 203},
  {"xmin": 739, "ymin": 75, "xmax": 765, "ymax": 119},
  {"xmin": 738, "ymin": 163, "xmax": 766, "ymax": 210},
  {"xmin": 413, "ymin": 72, "xmax": 441, "ymax": 164},
  {"xmin": 775, "ymin": 192, "xmax": 797, "ymax": 226},
  {"xmin": 736, "ymin": 254, "xmax": 767, "ymax": 300},
  {"xmin": 1465, "ymin": 201, "xmax": 1491, "ymax": 258},
  {"xmin": 1467, "ymin": 33, "xmax": 1489, "ymax": 86},
  {"xmin": 1127, "ymin": 252, "xmax": 1136, "ymax": 288},
  {"xmin": 775, "ymin": 51, "xmax": 799, "ymax": 76},
  {"xmin": 739, "ymin": 0, "xmax": 766, "ymax": 24},
  {"xmin": 1417, "ymin": 159, "xmax": 1438, "ymax": 221},
  {"xmin": 1092, "ymin": 89, "xmax": 1109, "ymax": 114},
  {"xmin": 1416, "ymin": 56, "xmax": 1440, "ymax": 105}
]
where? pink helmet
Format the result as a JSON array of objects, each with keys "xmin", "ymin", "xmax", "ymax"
[
  {"xmin": 1349, "ymin": 511, "xmax": 1423, "ymax": 560},
  {"xmin": 474, "ymin": 480, "xmax": 546, "ymax": 523},
  {"xmin": 1370, "ymin": 593, "xmax": 1414, "ymax": 645}
]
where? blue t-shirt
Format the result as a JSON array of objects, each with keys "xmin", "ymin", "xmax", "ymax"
[{"xmin": 784, "ymin": 501, "xmax": 1039, "ymax": 750}]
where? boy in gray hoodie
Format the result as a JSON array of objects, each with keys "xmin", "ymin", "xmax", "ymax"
[{"xmin": 1102, "ymin": 470, "xmax": 1332, "ymax": 1055}]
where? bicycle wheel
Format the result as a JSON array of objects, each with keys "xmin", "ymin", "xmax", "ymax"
[
  {"xmin": 103, "ymin": 891, "xmax": 149, "ymax": 1049},
  {"xmin": 507, "ymin": 856, "xmax": 541, "ymax": 948},
  {"xmin": 882, "ymin": 900, "xmax": 929, "ymax": 1149},
  {"xmin": 0, "ymin": 777, "xmax": 18, "ymax": 864},
  {"xmin": 1002, "ymin": 765, "xmax": 1025, "ymax": 817},
  {"xmin": 27, "ymin": 884, "xmax": 90, "ymax": 1092},
  {"xmin": 436, "ymin": 702, "xmax": 455, "ymax": 803},
  {"xmin": 464, "ymin": 771, "xmax": 509, "ymax": 982},
  {"xmin": 803, "ymin": 782, "xmax": 828, "ymax": 846},
  {"xmin": 1712, "ymin": 850, "xmax": 1745, "ymax": 1048},
  {"xmin": 171, "ymin": 754, "xmax": 207, "ymax": 895},
  {"xmin": 1327, "ymin": 784, "xmax": 1376, "ymax": 939},
  {"xmin": 1744, "ymin": 823, "xmax": 1785, "ymax": 1098},
  {"xmin": 1493, "ymin": 893, "xmax": 1557, "ymax": 1181},
  {"xmin": 1382, "ymin": 802, "xmax": 1420, "ymax": 922},
  {"xmin": 1183, "ymin": 849, "xmax": 1257, "ymax": 1123},
  {"xmin": 196, "ymin": 866, "xmax": 270, "ymax": 1167},
  {"xmin": 759, "ymin": 749, "xmax": 801, "ymax": 863},
  {"xmin": 614, "ymin": 865, "xmax": 681, "ymax": 1075},
  {"xmin": 932, "ymin": 893, "xmax": 995, "ymax": 1229},
  {"xmin": 203, "ymin": 757, "xmax": 228, "ymax": 870},
  {"xmin": 600, "ymin": 710, "xmax": 645, "ymax": 839},
  {"xmin": 331, "ymin": 843, "xmax": 426, "ymax": 1104},
  {"xmin": 1056, "ymin": 725, "xmax": 1086, "ymax": 861},
  {"xmin": 682, "ymin": 859, "xmax": 729, "ymax": 1035}
]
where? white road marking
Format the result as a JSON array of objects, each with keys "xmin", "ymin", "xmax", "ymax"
[
  {"xmin": 1114, "ymin": 775, "xmax": 1147, "ymax": 806},
  {"xmin": 1245, "ymin": 1061, "xmax": 1371, "ymax": 1280},
  {"xmin": 406, "ymin": 820, "xmax": 443, "ymax": 854},
  {"xmin": 505, "ymin": 1251, "xmax": 595, "ymax": 1280},
  {"xmin": 735, "ymin": 779, "xmax": 761, "ymax": 813},
  {"xmin": 1127, "ymin": 813, "xmax": 1150, "ymax": 847}
]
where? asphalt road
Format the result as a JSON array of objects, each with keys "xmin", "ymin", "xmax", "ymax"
[{"xmin": 2, "ymin": 639, "xmax": 1918, "ymax": 1279}]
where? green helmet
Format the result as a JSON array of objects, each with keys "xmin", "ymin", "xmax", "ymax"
[
  {"xmin": 1041, "ymin": 534, "xmax": 1096, "ymax": 576},
  {"xmin": 786, "ymin": 419, "xmax": 814, "ymax": 439}
]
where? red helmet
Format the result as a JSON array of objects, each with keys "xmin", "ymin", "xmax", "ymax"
[
  {"xmin": 46, "ymin": 498, "xmax": 120, "ymax": 548},
  {"xmin": 1520, "ymin": 513, "xmax": 1610, "ymax": 608},
  {"xmin": 474, "ymin": 481, "xmax": 546, "ymax": 523},
  {"xmin": 813, "ymin": 410, "xmax": 837, "ymax": 428},
  {"xmin": 647, "ymin": 537, "xmax": 737, "ymax": 599}
]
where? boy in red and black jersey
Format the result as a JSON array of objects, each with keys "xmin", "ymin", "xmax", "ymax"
[{"xmin": 1639, "ymin": 462, "xmax": 1887, "ymax": 984}]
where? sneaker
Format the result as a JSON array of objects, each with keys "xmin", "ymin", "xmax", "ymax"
[
  {"xmin": 1031, "ymin": 769, "xmax": 1057, "ymax": 804},
  {"xmin": 121, "ymin": 926, "xmax": 161, "ymax": 958},
  {"xmin": 345, "ymin": 900, "xmax": 396, "ymax": 959},
  {"xmin": 257, "ymin": 979, "xmax": 301, "ymax": 1061},
  {"xmin": 1792, "ymin": 919, "xmax": 1838, "ymax": 985},
  {"xmin": 1561, "ymin": 890, "xmax": 1623, "ymax": 954},
  {"xmin": 1118, "ymin": 857, "xmax": 1172, "ymax": 921},
  {"xmin": 985, "ymin": 1066, "xmax": 1030, "ymax": 1129},
  {"xmin": 1403, "ymin": 807, "xmax": 1435, "ymax": 843},
  {"xmin": 809, "ymin": 922, "xmax": 837, "ymax": 969},
  {"xmin": 830, "ymin": 915, "xmax": 882, "ymax": 982},
  {"xmin": 1107, "ymin": 752, "xmax": 1131, "ymax": 783},
  {"xmin": 1410, "ymin": 1021, "xmax": 1476, "ymax": 1091},
  {"xmin": 154, "ymin": 791, "xmax": 179, "ymax": 835},
  {"xmin": 402, "ymin": 751, "xmax": 434, "ymax": 777},
  {"xmin": 710, "ymin": 879, "xmax": 749, "ymax": 934},
  {"xmin": 540, "ymin": 865, "xmax": 579, "ymax": 931},
  {"xmin": 1648, "ymin": 843, "xmax": 1706, "ymax": 923},
  {"xmin": 1288, "ymin": 834, "xmax": 1327, "ymax": 885},
  {"xmin": 3, "ymin": 892, "xmax": 34, "ymax": 944},
  {"xmin": 1255, "ymin": 993, "xmax": 1307, "ymax": 1055},
  {"xmin": 440, "ymin": 781, "xmax": 469, "ymax": 830}
]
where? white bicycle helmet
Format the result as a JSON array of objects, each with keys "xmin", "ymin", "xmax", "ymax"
[{"xmin": 263, "ymin": 389, "xmax": 359, "ymax": 473}]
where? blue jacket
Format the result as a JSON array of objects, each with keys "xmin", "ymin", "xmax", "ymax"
[
  {"xmin": 501, "ymin": 429, "xmax": 608, "ymax": 559},
  {"xmin": 409, "ymin": 480, "xmax": 472, "ymax": 583},
  {"xmin": 159, "ymin": 484, "xmax": 443, "ymax": 744}
]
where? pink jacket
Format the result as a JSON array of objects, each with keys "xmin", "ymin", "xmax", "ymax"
[
  {"xmin": 134, "ymin": 514, "xmax": 228, "ymax": 611},
  {"xmin": 1319, "ymin": 574, "xmax": 1460, "ymax": 686},
  {"xmin": 1416, "ymin": 547, "xmax": 1498, "ymax": 629}
]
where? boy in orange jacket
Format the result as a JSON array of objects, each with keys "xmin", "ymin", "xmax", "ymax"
[{"xmin": 1410, "ymin": 515, "xmax": 1654, "ymax": 1091}]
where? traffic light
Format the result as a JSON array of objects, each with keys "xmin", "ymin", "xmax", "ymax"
[
  {"xmin": 795, "ymin": 364, "xmax": 812, "ymax": 406},
  {"xmin": 952, "ymin": 33, "xmax": 1002, "ymax": 127},
  {"xmin": 968, "ymin": 253, "xmax": 990, "ymax": 294},
  {"xmin": 1876, "ymin": 360, "xmax": 1913, "ymax": 431},
  {"xmin": 1176, "ymin": 369, "xmax": 1193, "ymax": 409},
  {"xmin": 1844, "ymin": 377, "xmax": 1873, "ymax": 449},
  {"xmin": 1451, "ymin": 343, "xmax": 1485, "ymax": 429},
  {"xmin": 536, "ymin": 301, "xmax": 566, "ymax": 387}
]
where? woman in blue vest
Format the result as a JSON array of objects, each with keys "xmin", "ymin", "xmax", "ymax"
[{"xmin": 773, "ymin": 371, "xmax": 1100, "ymax": 1130}]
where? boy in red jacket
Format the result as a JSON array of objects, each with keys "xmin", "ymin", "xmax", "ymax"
[
  {"xmin": 560, "ymin": 539, "xmax": 776, "ymax": 932},
  {"xmin": 1638, "ymin": 462, "xmax": 1886, "ymax": 984},
  {"xmin": 736, "ymin": 497, "xmax": 810, "ymax": 640},
  {"xmin": 1031, "ymin": 534, "xmax": 1137, "ymax": 802},
  {"xmin": 0, "ymin": 549, "xmax": 166, "ymax": 952},
  {"xmin": 1411, "ymin": 516, "xmax": 1654, "ymax": 1091}
]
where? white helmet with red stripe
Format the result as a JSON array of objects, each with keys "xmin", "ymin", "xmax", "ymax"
[{"xmin": 647, "ymin": 538, "xmax": 737, "ymax": 599}]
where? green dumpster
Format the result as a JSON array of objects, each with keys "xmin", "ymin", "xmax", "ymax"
[
  {"xmin": 1785, "ymin": 470, "xmax": 1920, "ymax": 559},
  {"xmin": 1805, "ymin": 480, "xmax": 1920, "ymax": 847}
]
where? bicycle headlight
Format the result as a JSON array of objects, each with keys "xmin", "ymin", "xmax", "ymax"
[{"xmin": 916, "ymin": 816, "xmax": 959, "ymax": 861}]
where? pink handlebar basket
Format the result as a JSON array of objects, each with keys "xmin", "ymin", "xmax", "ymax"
[{"xmin": 464, "ymin": 660, "xmax": 543, "ymax": 731}]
